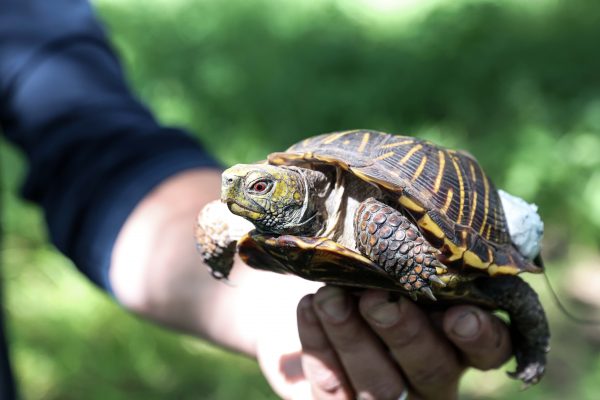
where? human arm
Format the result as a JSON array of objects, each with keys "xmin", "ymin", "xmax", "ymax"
[
  {"xmin": 0, "ymin": 0, "xmax": 316, "ymax": 361},
  {"xmin": 0, "ymin": 1, "xmax": 320, "ymax": 395},
  {"xmin": 110, "ymin": 168, "xmax": 319, "ymax": 356}
]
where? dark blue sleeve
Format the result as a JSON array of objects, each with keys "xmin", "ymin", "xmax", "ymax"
[{"xmin": 0, "ymin": 0, "xmax": 221, "ymax": 293}]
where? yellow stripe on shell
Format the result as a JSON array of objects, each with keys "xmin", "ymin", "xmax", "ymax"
[
  {"xmin": 400, "ymin": 144, "xmax": 422, "ymax": 164},
  {"xmin": 323, "ymin": 131, "xmax": 352, "ymax": 144},
  {"xmin": 268, "ymin": 152, "xmax": 303, "ymax": 165},
  {"xmin": 450, "ymin": 156, "xmax": 465, "ymax": 223},
  {"xmin": 492, "ymin": 203, "xmax": 497, "ymax": 239},
  {"xmin": 380, "ymin": 139, "xmax": 414, "ymax": 149},
  {"xmin": 399, "ymin": 196, "xmax": 426, "ymax": 213},
  {"xmin": 488, "ymin": 264, "xmax": 520, "ymax": 276},
  {"xmin": 418, "ymin": 213, "xmax": 445, "ymax": 239},
  {"xmin": 311, "ymin": 236, "xmax": 339, "ymax": 249},
  {"xmin": 350, "ymin": 168, "xmax": 399, "ymax": 192},
  {"xmin": 307, "ymin": 237, "xmax": 380, "ymax": 266},
  {"xmin": 374, "ymin": 151, "xmax": 396, "ymax": 161},
  {"xmin": 357, "ymin": 132, "xmax": 370, "ymax": 153},
  {"xmin": 468, "ymin": 190, "xmax": 478, "ymax": 226},
  {"xmin": 463, "ymin": 250, "xmax": 491, "ymax": 269},
  {"xmin": 469, "ymin": 161, "xmax": 477, "ymax": 183},
  {"xmin": 443, "ymin": 237, "xmax": 466, "ymax": 261},
  {"xmin": 479, "ymin": 167, "xmax": 490, "ymax": 235},
  {"xmin": 433, "ymin": 150, "xmax": 445, "ymax": 193},
  {"xmin": 441, "ymin": 188, "xmax": 454, "ymax": 214},
  {"xmin": 411, "ymin": 155, "xmax": 428, "ymax": 182}
]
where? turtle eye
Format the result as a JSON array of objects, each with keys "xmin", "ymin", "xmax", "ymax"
[{"xmin": 248, "ymin": 179, "xmax": 272, "ymax": 194}]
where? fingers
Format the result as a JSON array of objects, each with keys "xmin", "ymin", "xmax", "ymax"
[
  {"xmin": 298, "ymin": 288, "xmax": 513, "ymax": 400},
  {"xmin": 297, "ymin": 294, "xmax": 352, "ymax": 399},
  {"xmin": 359, "ymin": 290, "xmax": 462, "ymax": 399},
  {"xmin": 443, "ymin": 305, "xmax": 513, "ymax": 370},
  {"xmin": 298, "ymin": 287, "xmax": 408, "ymax": 400}
]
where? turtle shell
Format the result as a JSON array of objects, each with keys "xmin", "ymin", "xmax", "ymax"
[{"xmin": 267, "ymin": 130, "xmax": 541, "ymax": 276}]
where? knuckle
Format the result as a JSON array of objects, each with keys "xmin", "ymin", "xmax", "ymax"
[
  {"xmin": 328, "ymin": 323, "xmax": 366, "ymax": 353},
  {"xmin": 468, "ymin": 318, "xmax": 512, "ymax": 370},
  {"xmin": 311, "ymin": 369, "xmax": 344, "ymax": 394},
  {"xmin": 385, "ymin": 318, "xmax": 422, "ymax": 349},
  {"xmin": 300, "ymin": 329, "xmax": 333, "ymax": 352},
  {"xmin": 302, "ymin": 353, "xmax": 349, "ymax": 398},
  {"xmin": 377, "ymin": 299, "xmax": 430, "ymax": 349},
  {"xmin": 409, "ymin": 361, "xmax": 457, "ymax": 387}
]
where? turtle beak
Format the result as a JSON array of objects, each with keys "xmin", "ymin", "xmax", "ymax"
[
  {"xmin": 220, "ymin": 172, "xmax": 240, "ymax": 204},
  {"xmin": 221, "ymin": 170, "xmax": 264, "ymax": 221}
]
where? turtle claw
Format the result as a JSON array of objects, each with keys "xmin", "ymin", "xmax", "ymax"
[
  {"xmin": 429, "ymin": 275, "xmax": 446, "ymax": 287},
  {"xmin": 507, "ymin": 362, "xmax": 545, "ymax": 388},
  {"xmin": 431, "ymin": 259, "xmax": 448, "ymax": 272},
  {"xmin": 420, "ymin": 286, "xmax": 437, "ymax": 301},
  {"xmin": 210, "ymin": 269, "xmax": 226, "ymax": 280},
  {"xmin": 210, "ymin": 270, "xmax": 237, "ymax": 287},
  {"xmin": 406, "ymin": 285, "xmax": 437, "ymax": 302}
]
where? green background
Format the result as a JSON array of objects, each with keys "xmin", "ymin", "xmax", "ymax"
[{"xmin": 2, "ymin": 0, "xmax": 600, "ymax": 398}]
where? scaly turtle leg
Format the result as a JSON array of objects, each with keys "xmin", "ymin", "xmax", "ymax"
[
  {"xmin": 354, "ymin": 198, "xmax": 447, "ymax": 300},
  {"xmin": 196, "ymin": 200, "xmax": 254, "ymax": 280},
  {"xmin": 473, "ymin": 275, "xmax": 549, "ymax": 387}
]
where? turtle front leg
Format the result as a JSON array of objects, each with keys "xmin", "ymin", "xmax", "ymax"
[
  {"xmin": 196, "ymin": 200, "xmax": 254, "ymax": 280},
  {"xmin": 354, "ymin": 198, "xmax": 447, "ymax": 300},
  {"xmin": 474, "ymin": 275, "xmax": 549, "ymax": 387}
]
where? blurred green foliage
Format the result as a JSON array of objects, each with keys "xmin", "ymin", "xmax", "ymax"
[
  {"xmin": 2, "ymin": 0, "xmax": 600, "ymax": 398},
  {"xmin": 99, "ymin": 0, "xmax": 600, "ymax": 244}
]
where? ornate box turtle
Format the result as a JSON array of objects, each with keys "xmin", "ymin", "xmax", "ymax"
[{"xmin": 196, "ymin": 130, "xmax": 549, "ymax": 386}]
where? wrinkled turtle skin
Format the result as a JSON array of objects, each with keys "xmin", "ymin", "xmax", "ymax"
[{"xmin": 196, "ymin": 129, "xmax": 549, "ymax": 386}]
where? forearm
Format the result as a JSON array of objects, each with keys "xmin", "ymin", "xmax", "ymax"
[{"xmin": 110, "ymin": 168, "xmax": 319, "ymax": 356}]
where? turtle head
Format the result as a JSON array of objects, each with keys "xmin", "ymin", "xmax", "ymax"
[{"xmin": 221, "ymin": 164, "xmax": 326, "ymax": 235}]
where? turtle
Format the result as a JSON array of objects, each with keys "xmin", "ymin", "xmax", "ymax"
[{"xmin": 195, "ymin": 129, "xmax": 549, "ymax": 386}]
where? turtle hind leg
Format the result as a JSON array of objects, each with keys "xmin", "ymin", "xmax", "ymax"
[
  {"xmin": 354, "ymin": 198, "xmax": 447, "ymax": 300},
  {"xmin": 474, "ymin": 275, "xmax": 549, "ymax": 387}
]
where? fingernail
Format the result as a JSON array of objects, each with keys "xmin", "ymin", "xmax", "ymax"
[
  {"xmin": 367, "ymin": 300, "xmax": 401, "ymax": 327},
  {"xmin": 318, "ymin": 293, "xmax": 350, "ymax": 323},
  {"xmin": 451, "ymin": 310, "xmax": 481, "ymax": 339}
]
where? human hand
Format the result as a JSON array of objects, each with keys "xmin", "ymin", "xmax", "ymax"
[{"xmin": 295, "ymin": 286, "xmax": 513, "ymax": 400}]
